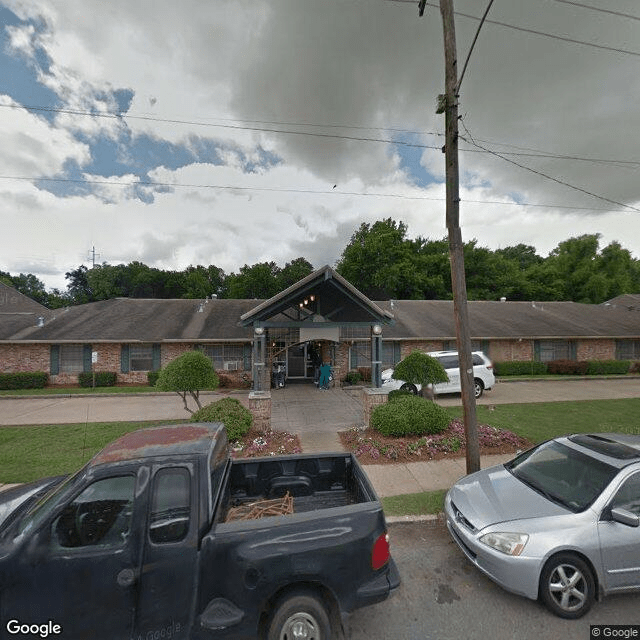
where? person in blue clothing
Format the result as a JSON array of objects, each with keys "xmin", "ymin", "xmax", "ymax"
[{"xmin": 318, "ymin": 361, "xmax": 331, "ymax": 390}]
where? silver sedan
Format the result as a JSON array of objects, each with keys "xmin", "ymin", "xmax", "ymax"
[{"xmin": 445, "ymin": 433, "xmax": 640, "ymax": 618}]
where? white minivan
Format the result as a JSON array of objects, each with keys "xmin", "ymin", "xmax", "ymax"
[{"xmin": 381, "ymin": 350, "xmax": 495, "ymax": 398}]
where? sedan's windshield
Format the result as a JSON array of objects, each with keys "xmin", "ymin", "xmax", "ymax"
[{"xmin": 505, "ymin": 441, "xmax": 618, "ymax": 512}]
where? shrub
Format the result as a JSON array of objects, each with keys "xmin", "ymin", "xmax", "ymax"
[
  {"xmin": 191, "ymin": 397, "xmax": 252, "ymax": 442},
  {"xmin": 585, "ymin": 360, "xmax": 631, "ymax": 375},
  {"xmin": 371, "ymin": 395, "xmax": 450, "ymax": 437},
  {"xmin": 0, "ymin": 372, "xmax": 48, "ymax": 390},
  {"xmin": 392, "ymin": 351, "xmax": 448, "ymax": 396},
  {"xmin": 630, "ymin": 361, "xmax": 640, "ymax": 375},
  {"xmin": 147, "ymin": 370, "xmax": 160, "ymax": 386},
  {"xmin": 78, "ymin": 371, "xmax": 117, "ymax": 388},
  {"xmin": 343, "ymin": 371, "xmax": 362, "ymax": 385},
  {"xmin": 493, "ymin": 361, "xmax": 548, "ymax": 376},
  {"xmin": 546, "ymin": 360, "xmax": 589, "ymax": 375},
  {"xmin": 216, "ymin": 373, "xmax": 234, "ymax": 388},
  {"xmin": 357, "ymin": 367, "xmax": 372, "ymax": 382},
  {"xmin": 387, "ymin": 388, "xmax": 413, "ymax": 402}
]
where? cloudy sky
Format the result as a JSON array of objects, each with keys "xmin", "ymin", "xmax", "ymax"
[{"xmin": 1, "ymin": 0, "xmax": 639, "ymax": 291}]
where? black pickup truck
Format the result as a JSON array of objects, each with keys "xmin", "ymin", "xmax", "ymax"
[{"xmin": 0, "ymin": 423, "xmax": 399, "ymax": 639}]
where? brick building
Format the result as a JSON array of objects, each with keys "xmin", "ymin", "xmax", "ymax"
[{"xmin": 1, "ymin": 270, "xmax": 639, "ymax": 388}]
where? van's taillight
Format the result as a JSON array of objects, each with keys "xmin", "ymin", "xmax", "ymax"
[{"xmin": 372, "ymin": 532, "xmax": 390, "ymax": 570}]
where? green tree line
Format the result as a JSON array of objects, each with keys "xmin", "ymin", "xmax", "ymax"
[{"xmin": 2, "ymin": 219, "xmax": 638, "ymax": 308}]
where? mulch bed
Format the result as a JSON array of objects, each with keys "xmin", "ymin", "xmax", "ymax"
[{"xmin": 339, "ymin": 418, "xmax": 532, "ymax": 465}]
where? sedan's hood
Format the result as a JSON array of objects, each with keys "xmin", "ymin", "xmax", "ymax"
[
  {"xmin": 448, "ymin": 465, "xmax": 568, "ymax": 530},
  {"xmin": 0, "ymin": 476, "xmax": 64, "ymax": 531}
]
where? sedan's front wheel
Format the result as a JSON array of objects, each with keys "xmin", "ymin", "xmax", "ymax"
[{"xmin": 539, "ymin": 553, "xmax": 595, "ymax": 618}]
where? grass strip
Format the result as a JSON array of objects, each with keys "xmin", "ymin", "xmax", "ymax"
[{"xmin": 382, "ymin": 490, "xmax": 446, "ymax": 516}]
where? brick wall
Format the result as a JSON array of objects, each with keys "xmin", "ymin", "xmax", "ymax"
[
  {"xmin": 0, "ymin": 344, "xmax": 49, "ymax": 372},
  {"xmin": 577, "ymin": 339, "xmax": 615, "ymax": 361}
]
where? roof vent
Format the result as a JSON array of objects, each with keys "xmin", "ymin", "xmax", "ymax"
[
  {"xmin": 500, "ymin": 297, "xmax": 506, "ymax": 302},
  {"xmin": 37, "ymin": 316, "xmax": 45, "ymax": 327}
]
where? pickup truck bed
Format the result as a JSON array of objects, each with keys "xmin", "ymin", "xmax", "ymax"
[{"xmin": 220, "ymin": 454, "xmax": 371, "ymax": 521}]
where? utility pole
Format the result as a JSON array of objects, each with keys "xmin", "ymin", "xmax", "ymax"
[
  {"xmin": 423, "ymin": 0, "xmax": 480, "ymax": 473},
  {"xmin": 87, "ymin": 246, "xmax": 100, "ymax": 268}
]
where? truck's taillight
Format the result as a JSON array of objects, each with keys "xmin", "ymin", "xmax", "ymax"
[{"xmin": 372, "ymin": 532, "xmax": 390, "ymax": 570}]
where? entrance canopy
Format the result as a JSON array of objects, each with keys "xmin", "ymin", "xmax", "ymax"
[
  {"xmin": 239, "ymin": 266, "xmax": 394, "ymax": 389},
  {"xmin": 240, "ymin": 265, "xmax": 393, "ymax": 329}
]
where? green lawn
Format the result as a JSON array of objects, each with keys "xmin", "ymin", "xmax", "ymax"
[
  {"xmin": 448, "ymin": 398, "xmax": 640, "ymax": 444},
  {"xmin": 0, "ymin": 420, "xmax": 185, "ymax": 483}
]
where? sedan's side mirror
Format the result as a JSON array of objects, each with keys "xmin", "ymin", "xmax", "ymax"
[{"xmin": 611, "ymin": 507, "xmax": 640, "ymax": 528}]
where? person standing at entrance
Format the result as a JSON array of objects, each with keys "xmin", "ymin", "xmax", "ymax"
[{"xmin": 318, "ymin": 362, "xmax": 331, "ymax": 390}]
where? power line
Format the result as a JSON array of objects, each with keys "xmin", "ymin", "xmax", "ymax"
[
  {"xmin": 549, "ymin": 0, "xmax": 640, "ymax": 22},
  {"xmin": 387, "ymin": 0, "xmax": 640, "ymax": 57},
  {"xmin": 0, "ymin": 172, "xmax": 620, "ymax": 212},
  {"xmin": 459, "ymin": 121, "xmax": 640, "ymax": 213},
  {"xmin": 3, "ymin": 103, "xmax": 638, "ymax": 167}
]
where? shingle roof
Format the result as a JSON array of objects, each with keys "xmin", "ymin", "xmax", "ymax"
[
  {"xmin": 2, "ymin": 295, "xmax": 638, "ymax": 343},
  {"xmin": 377, "ymin": 300, "xmax": 640, "ymax": 340},
  {"xmin": 0, "ymin": 283, "xmax": 51, "ymax": 339}
]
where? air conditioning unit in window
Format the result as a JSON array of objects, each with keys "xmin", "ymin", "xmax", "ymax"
[{"xmin": 223, "ymin": 361, "xmax": 238, "ymax": 371}]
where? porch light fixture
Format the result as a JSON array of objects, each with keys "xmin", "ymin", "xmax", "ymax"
[
  {"xmin": 254, "ymin": 327, "xmax": 265, "ymax": 335},
  {"xmin": 372, "ymin": 324, "xmax": 382, "ymax": 335}
]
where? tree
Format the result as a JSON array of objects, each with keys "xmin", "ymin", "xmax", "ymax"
[
  {"xmin": 392, "ymin": 351, "xmax": 448, "ymax": 400},
  {"xmin": 225, "ymin": 262, "xmax": 281, "ymax": 299},
  {"xmin": 155, "ymin": 351, "xmax": 219, "ymax": 414},
  {"xmin": 65, "ymin": 265, "xmax": 93, "ymax": 304},
  {"xmin": 336, "ymin": 218, "xmax": 430, "ymax": 299},
  {"xmin": 277, "ymin": 258, "xmax": 314, "ymax": 291}
]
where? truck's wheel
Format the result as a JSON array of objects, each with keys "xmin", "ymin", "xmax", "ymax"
[{"xmin": 267, "ymin": 591, "xmax": 332, "ymax": 640}]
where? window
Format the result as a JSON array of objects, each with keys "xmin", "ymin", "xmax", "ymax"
[
  {"xmin": 129, "ymin": 344, "xmax": 153, "ymax": 371},
  {"xmin": 59, "ymin": 345, "xmax": 86, "ymax": 373},
  {"xmin": 203, "ymin": 344, "xmax": 247, "ymax": 371},
  {"xmin": 536, "ymin": 340, "xmax": 575, "ymax": 362},
  {"xmin": 610, "ymin": 472, "xmax": 640, "ymax": 516},
  {"xmin": 616, "ymin": 340, "xmax": 640, "ymax": 360},
  {"xmin": 349, "ymin": 342, "xmax": 401, "ymax": 369},
  {"xmin": 52, "ymin": 476, "xmax": 135, "ymax": 549},
  {"xmin": 149, "ymin": 467, "xmax": 191, "ymax": 544}
]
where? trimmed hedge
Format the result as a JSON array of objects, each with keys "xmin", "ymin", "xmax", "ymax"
[
  {"xmin": 387, "ymin": 388, "xmax": 413, "ymax": 402},
  {"xmin": 0, "ymin": 372, "xmax": 48, "ymax": 390},
  {"xmin": 585, "ymin": 360, "xmax": 631, "ymax": 375},
  {"xmin": 147, "ymin": 370, "xmax": 160, "ymax": 386},
  {"xmin": 546, "ymin": 360, "xmax": 589, "ymax": 375},
  {"xmin": 190, "ymin": 397, "xmax": 252, "ymax": 442},
  {"xmin": 493, "ymin": 361, "xmax": 548, "ymax": 376},
  {"xmin": 78, "ymin": 371, "xmax": 117, "ymax": 388},
  {"xmin": 371, "ymin": 395, "xmax": 450, "ymax": 437}
]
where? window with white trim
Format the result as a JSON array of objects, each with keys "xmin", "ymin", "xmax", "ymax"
[{"xmin": 203, "ymin": 344, "xmax": 246, "ymax": 371}]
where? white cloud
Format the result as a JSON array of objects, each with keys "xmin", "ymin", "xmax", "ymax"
[{"xmin": 0, "ymin": 0, "xmax": 639, "ymax": 292}]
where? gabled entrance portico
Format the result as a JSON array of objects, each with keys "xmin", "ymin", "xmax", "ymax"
[{"xmin": 239, "ymin": 266, "xmax": 394, "ymax": 430}]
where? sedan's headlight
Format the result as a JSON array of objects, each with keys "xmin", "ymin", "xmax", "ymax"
[{"xmin": 479, "ymin": 532, "xmax": 529, "ymax": 556}]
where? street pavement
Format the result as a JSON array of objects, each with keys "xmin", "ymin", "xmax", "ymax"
[{"xmin": 1, "ymin": 378, "xmax": 639, "ymax": 498}]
